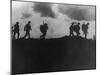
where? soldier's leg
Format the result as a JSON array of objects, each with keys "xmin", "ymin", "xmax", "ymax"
[
  {"xmin": 12, "ymin": 32, "xmax": 14, "ymax": 39},
  {"xmin": 24, "ymin": 32, "xmax": 27, "ymax": 39},
  {"xmin": 76, "ymin": 31, "xmax": 80, "ymax": 36},
  {"xmin": 40, "ymin": 35, "xmax": 42, "ymax": 38},
  {"xmin": 28, "ymin": 32, "xmax": 30, "ymax": 39},
  {"xmin": 70, "ymin": 30, "xmax": 73, "ymax": 36},
  {"xmin": 41, "ymin": 33, "xmax": 44, "ymax": 38},
  {"xmin": 72, "ymin": 32, "xmax": 74, "ymax": 36},
  {"xmin": 40, "ymin": 36, "xmax": 43, "ymax": 39},
  {"xmin": 11, "ymin": 30, "xmax": 14, "ymax": 39},
  {"xmin": 70, "ymin": 30, "xmax": 71, "ymax": 36},
  {"xmin": 41, "ymin": 32, "xmax": 45, "ymax": 39},
  {"xmin": 77, "ymin": 32, "xmax": 79, "ymax": 36},
  {"xmin": 78, "ymin": 32, "xmax": 80, "ymax": 36},
  {"xmin": 17, "ymin": 32, "xmax": 20, "ymax": 39},
  {"xmin": 13, "ymin": 32, "xmax": 16, "ymax": 39},
  {"xmin": 40, "ymin": 31, "xmax": 43, "ymax": 39},
  {"xmin": 85, "ymin": 33, "xmax": 87, "ymax": 39},
  {"xmin": 43, "ymin": 32, "xmax": 46, "ymax": 38}
]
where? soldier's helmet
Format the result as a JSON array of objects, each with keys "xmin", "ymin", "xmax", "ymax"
[
  {"xmin": 44, "ymin": 23, "xmax": 47, "ymax": 26},
  {"xmin": 78, "ymin": 22, "xmax": 80, "ymax": 25},
  {"xmin": 87, "ymin": 22, "xmax": 89, "ymax": 25},
  {"xmin": 16, "ymin": 22, "xmax": 19, "ymax": 24},
  {"xmin": 71, "ymin": 22, "xmax": 74, "ymax": 25},
  {"xmin": 28, "ymin": 21, "xmax": 31, "ymax": 24}
]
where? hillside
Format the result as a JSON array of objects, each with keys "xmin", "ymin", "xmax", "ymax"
[{"xmin": 12, "ymin": 36, "xmax": 96, "ymax": 74}]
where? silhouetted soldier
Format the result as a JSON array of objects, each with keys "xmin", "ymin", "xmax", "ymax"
[
  {"xmin": 24, "ymin": 21, "xmax": 32, "ymax": 39},
  {"xmin": 13, "ymin": 22, "xmax": 20, "ymax": 39},
  {"xmin": 74, "ymin": 22, "xmax": 80, "ymax": 36},
  {"xmin": 11, "ymin": 26, "xmax": 14, "ymax": 39},
  {"xmin": 82, "ymin": 22, "xmax": 89, "ymax": 38},
  {"xmin": 40, "ymin": 21, "xmax": 48, "ymax": 39},
  {"xmin": 70, "ymin": 22, "xmax": 74, "ymax": 36}
]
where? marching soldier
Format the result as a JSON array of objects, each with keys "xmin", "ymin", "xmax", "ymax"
[
  {"xmin": 13, "ymin": 22, "xmax": 20, "ymax": 39},
  {"xmin": 70, "ymin": 22, "xmax": 74, "ymax": 36},
  {"xmin": 82, "ymin": 22, "xmax": 89, "ymax": 38},
  {"xmin": 24, "ymin": 21, "xmax": 32, "ymax": 39},
  {"xmin": 40, "ymin": 21, "xmax": 48, "ymax": 39}
]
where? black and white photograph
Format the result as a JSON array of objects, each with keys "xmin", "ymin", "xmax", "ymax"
[{"xmin": 11, "ymin": 0, "xmax": 96, "ymax": 75}]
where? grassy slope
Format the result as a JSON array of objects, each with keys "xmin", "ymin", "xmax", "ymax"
[{"xmin": 12, "ymin": 36, "xmax": 96, "ymax": 74}]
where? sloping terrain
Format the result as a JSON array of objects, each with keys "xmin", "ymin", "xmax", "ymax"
[{"xmin": 12, "ymin": 36, "xmax": 96, "ymax": 74}]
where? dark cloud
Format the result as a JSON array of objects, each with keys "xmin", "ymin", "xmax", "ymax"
[
  {"xmin": 58, "ymin": 5, "xmax": 95, "ymax": 21},
  {"xmin": 21, "ymin": 13, "xmax": 32, "ymax": 19},
  {"xmin": 33, "ymin": 2, "xmax": 56, "ymax": 18}
]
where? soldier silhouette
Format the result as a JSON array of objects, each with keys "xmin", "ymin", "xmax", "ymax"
[
  {"xmin": 82, "ymin": 22, "xmax": 89, "ymax": 38},
  {"xmin": 13, "ymin": 22, "xmax": 20, "ymax": 39},
  {"xmin": 74, "ymin": 22, "xmax": 80, "ymax": 36},
  {"xmin": 24, "ymin": 21, "xmax": 32, "ymax": 39},
  {"xmin": 11, "ymin": 26, "xmax": 14, "ymax": 39},
  {"xmin": 40, "ymin": 21, "xmax": 48, "ymax": 39},
  {"xmin": 70, "ymin": 22, "xmax": 74, "ymax": 36}
]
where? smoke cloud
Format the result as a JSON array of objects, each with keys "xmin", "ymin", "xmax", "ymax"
[
  {"xmin": 33, "ymin": 2, "xmax": 56, "ymax": 18},
  {"xmin": 21, "ymin": 13, "xmax": 32, "ymax": 19},
  {"xmin": 58, "ymin": 5, "xmax": 95, "ymax": 21}
]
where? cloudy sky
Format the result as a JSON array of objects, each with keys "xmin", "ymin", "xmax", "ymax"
[{"xmin": 12, "ymin": 1, "xmax": 96, "ymax": 39}]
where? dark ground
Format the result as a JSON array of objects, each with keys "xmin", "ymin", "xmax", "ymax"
[{"xmin": 12, "ymin": 36, "xmax": 96, "ymax": 75}]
